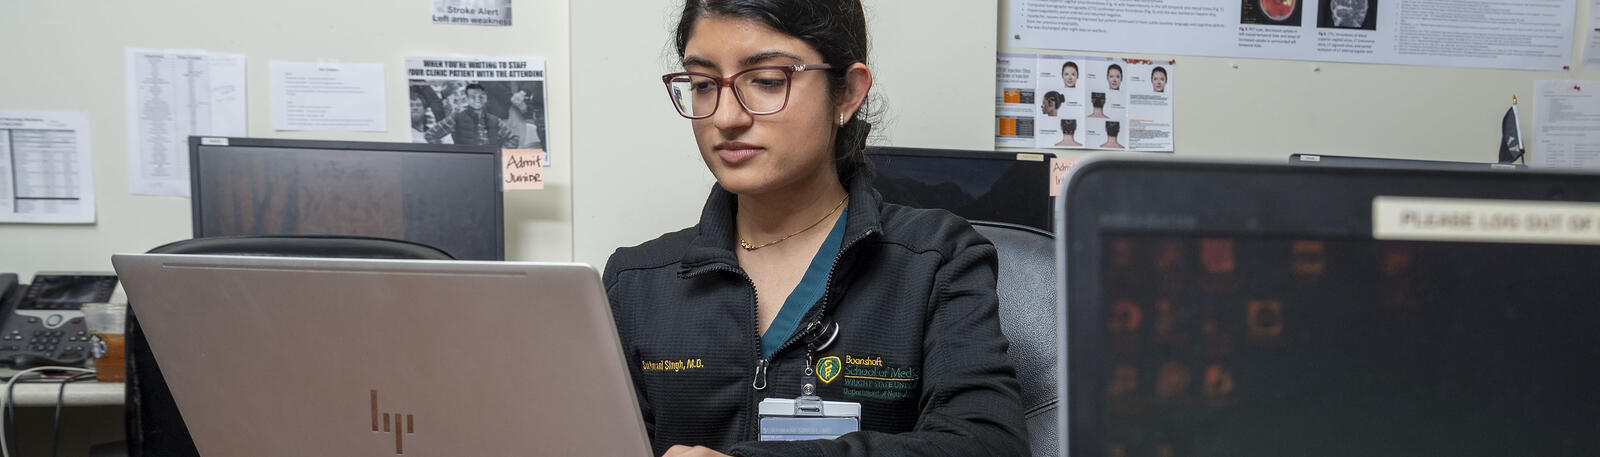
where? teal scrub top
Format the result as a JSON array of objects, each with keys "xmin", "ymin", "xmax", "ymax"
[{"xmin": 759, "ymin": 208, "xmax": 847, "ymax": 360}]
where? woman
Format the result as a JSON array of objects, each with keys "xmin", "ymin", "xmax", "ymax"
[
  {"xmin": 1101, "ymin": 120, "xmax": 1125, "ymax": 149},
  {"xmin": 1055, "ymin": 118, "xmax": 1082, "ymax": 147},
  {"xmin": 1041, "ymin": 90, "xmax": 1064, "ymax": 117},
  {"xmin": 603, "ymin": 1, "xmax": 1029, "ymax": 456},
  {"xmin": 1088, "ymin": 92, "xmax": 1109, "ymax": 119}
]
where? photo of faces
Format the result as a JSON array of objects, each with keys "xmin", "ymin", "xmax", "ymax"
[
  {"xmin": 1033, "ymin": 55, "xmax": 1086, "ymax": 148},
  {"xmin": 408, "ymin": 79, "xmax": 546, "ymax": 151},
  {"xmin": 1317, "ymin": 0, "xmax": 1376, "ymax": 30},
  {"xmin": 997, "ymin": 53, "xmax": 1174, "ymax": 152},
  {"xmin": 1086, "ymin": 60, "xmax": 1127, "ymax": 122},
  {"xmin": 1241, "ymin": 0, "xmax": 1303, "ymax": 26},
  {"xmin": 1124, "ymin": 63, "xmax": 1173, "ymax": 95}
]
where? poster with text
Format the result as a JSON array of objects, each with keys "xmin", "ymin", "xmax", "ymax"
[
  {"xmin": 0, "ymin": 111, "xmax": 95, "ymax": 224},
  {"xmin": 998, "ymin": 53, "xmax": 1174, "ymax": 152},
  {"xmin": 1008, "ymin": 0, "xmax": 1575, "ymax": 71},
  {"xmin": 432, "ymin": 0, "xmax": 511, "ymax": 26},
  {"xmin": 406, "ymin": 56, "xmax": 548, "ymax": 165}
]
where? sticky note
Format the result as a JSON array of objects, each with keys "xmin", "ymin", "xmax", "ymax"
[
  {"xmin": 502, "ymin": 148, "xmax": 544, "ymax": 190},
  {"xmin": 1049, "ymin": 157, "xmax": 1076, "ymax": 197}
]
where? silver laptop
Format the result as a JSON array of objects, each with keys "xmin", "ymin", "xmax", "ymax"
[{"xmin": 112, "ymin": 254, "xmax": 651, "ymax": 456}]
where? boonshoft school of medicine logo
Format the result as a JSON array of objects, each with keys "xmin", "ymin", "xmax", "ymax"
[{"xmin": 816, "ymin": 356, "xmax": 842, "ymax": 384}]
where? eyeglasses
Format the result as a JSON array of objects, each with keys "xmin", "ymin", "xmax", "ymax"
[{"xmin": 662, "ymin": 64, "xmax": 833, "ymax": 119}]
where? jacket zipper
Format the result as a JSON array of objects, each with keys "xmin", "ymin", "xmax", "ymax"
[
  {"xmin": 700, "ymin": 264, "xmax": 764, "ymax": 442},
  {"xmin": 704, "ymin": 228, "xmax": 877, "ymax": 442},
  {"xmin": 754, "ymin": 229, "xmax": 875, "ymax": 390}
]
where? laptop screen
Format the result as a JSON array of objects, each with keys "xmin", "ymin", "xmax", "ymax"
[
  {"xmin": 1062, "ymin": 158, "xmax": 1600, "ymax": 457},
  {"xmin": 1093, "ymin": 235, "xmax": 1600, "ymax": 457}
]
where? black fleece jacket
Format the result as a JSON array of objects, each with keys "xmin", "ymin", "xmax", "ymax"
[{"xmin": 602, "ymin": 175, "xmax": 1029, "ymax": 457}]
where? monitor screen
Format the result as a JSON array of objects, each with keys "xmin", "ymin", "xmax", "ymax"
[
  {"xmin": 866, "ymin": 147, "xmax": 1052, "ymax": 231},
  {"xmin": 1091, "ymin": 235, "xmax": 1600, "ymax": 456},
  {"xmin": 190, "ymin": 138, "xmax": 504, "ymax": 260}
]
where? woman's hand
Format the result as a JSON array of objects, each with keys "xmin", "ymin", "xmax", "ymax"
[{"xmin": 662, "ymin": 445, "xmax": 731, "ymax": 457}]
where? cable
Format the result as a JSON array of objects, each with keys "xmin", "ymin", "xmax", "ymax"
[
  {"xmin": 1, "ymin": 366, "xmax": 93, "ymax": 457},
  {"xmin": 51, "ymin": 373, "xmax": 97, "ymax": 457}
]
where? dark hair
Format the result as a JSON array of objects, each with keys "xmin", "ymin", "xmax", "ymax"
[
  {"xmin": 1107, "ymin": 64, "xmax": 1122, "ymax": 75},
  {"xmin": 675, "ymin": 0, "xmax": 873, "ymax": 184},
  {"xmin": 1060, "ymin": 118, "xmax": 1076, "ymax": 134},
  {"xmin": 1105, "ymin": 120, "xmax": 1120, "ymax": 136},
  {"xmin": 1091, "ymin": 92, "xmax": 1106, "ymax": 108},
  {"xmin": 1062, "ymin": 61, "xmax": 1078, "ymax": 73},
  {"xmin": 465, "ymin": 83, "xmax": 487, "ymax": 93},
  {"xmin": 1043, "ymin": 91, "xmax": 1064, "ymax": 106},
  {"xmin": 1152, "ymin": 66, "xmax": 1167, "ymax": 78}
]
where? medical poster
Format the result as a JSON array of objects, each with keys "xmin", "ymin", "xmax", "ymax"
[
  {"xmin": 1583, "ymin": 0, "xmax": 1600, "ymax": 70},
  {"xmin": 1008, "ymin": 0, "xmax": 1575, "ymax": 71},
  {"xmin": 998, "ymin": 53, "xmax": 1174, "ymax": 152},
  {"xmin": 405, "ymin": 56, "xmax": 548, "ymax": 165},
  {"xmin": 0, "ymin": 111, "xmax": 95, "ymax": 224}
]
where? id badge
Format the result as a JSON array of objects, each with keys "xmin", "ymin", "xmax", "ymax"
[{"xmin": 757, "ymin": 396, "xmax": 861, "ymax": 441}]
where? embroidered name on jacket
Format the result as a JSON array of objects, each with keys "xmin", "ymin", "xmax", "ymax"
[
  {"xmin": 641, "ymin": 358, "xmax": 705, "ymax": 373},
  {"xmin": 836, "ymin": 355, "xmax": 920, "ymax": 400}
]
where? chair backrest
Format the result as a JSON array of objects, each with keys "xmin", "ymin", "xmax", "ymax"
[
  {"xmin": 126, "ymin": 235, "xmax": 454, "ymax": 457},
  {"xmin": 972, "ymin": 221, "xmax": 1059, "ymax": 457}
]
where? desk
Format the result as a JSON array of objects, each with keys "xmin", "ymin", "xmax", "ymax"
[
  {"xmin": 0, "ymin": 368, "xmax": 125, "ymax": 407},
  {"xmin": 3, "ymin": 381, "xmax": 123, "ymax": 407},
  {"xmin": 1, "ymin": 369, "xmax": 125, "ymax": 457}
]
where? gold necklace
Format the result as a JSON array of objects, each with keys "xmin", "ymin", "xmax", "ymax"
[{"xmin": 739, "ymin": 194, "xmax": 849, "ymax": 251}]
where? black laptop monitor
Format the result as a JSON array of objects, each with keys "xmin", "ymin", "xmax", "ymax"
[
  {"xmin": 189, "ymin": 137, "xmax": 505, "ymax": 260},
  {"xmin": 1059, "ymin": 155, "xmax": 1600, "ymax": 457},
  {"xmin": 1290, "ymin": 153, "xmax": 1526, "ymax": 170},
  {"xmin": 867, "ymin": 147, "xmax": 1053, "ymax": 231}
]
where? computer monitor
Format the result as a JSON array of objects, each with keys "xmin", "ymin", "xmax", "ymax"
[
  {"xmin": 1059, "ymin": 155, "xmax": 1600, "ymax": 457},
  {"xmin": 1290, "ymin": 153, "xmax": 1525, "ymax": 170},
  {"xmin": 189, "ymin": 137, "xmax": 504, "ymax": 260},
  {"xmin": 866, "ymin": 147, "xmax": 1053, "ymax": 231}
]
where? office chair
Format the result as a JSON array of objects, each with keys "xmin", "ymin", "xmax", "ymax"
[
  {"xmin": 971, "ymin": 221, "xmax": 1059, "ymax": 457},
  {"xmin": 123, "ymin": 235, "xmax": 455, "ymax": 457}
]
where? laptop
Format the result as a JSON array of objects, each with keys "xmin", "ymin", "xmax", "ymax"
[
  {"xmin": 111, "ymin": 254, "xmax": 652, "ymax": 456},
  {"xmin": 1057, "ymin": 155, "xmax": 1600, "ymax": 457}
]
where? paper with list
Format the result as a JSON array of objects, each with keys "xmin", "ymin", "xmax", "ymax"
[
  {"xmin": 1532, "ymin": 80, "xmax": 1600, "ymax": 170},
  {"xmin": 271, "ymin": 61, "xmax": 387, "ymax": 132},
  {"xmin": 0, "ymin": 111, "xmax": 95, "ymax": 224},
  {"xmin": 125, "ymin": 49, "xmax": 247, "ymax": 197}
]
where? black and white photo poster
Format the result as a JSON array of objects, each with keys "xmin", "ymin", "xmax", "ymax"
[{"xmin": 405, "ymin": 56, "xmax": 549, "ymax": 165}]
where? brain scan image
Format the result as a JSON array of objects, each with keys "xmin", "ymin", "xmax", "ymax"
[
  {"xmin": 1329, "ymin": 0, "xmax": 1369, "ymax": 28},
  {"xmin": 1259, "ymin": 0, "xmax": 1297, "ymax": 21}
]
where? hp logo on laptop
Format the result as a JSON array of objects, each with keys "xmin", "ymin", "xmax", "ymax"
[{"xmin": 370, "ymin": 390, "xmax": 416, "ymax": 454}]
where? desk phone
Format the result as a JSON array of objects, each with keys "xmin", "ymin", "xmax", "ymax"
[{"xmin": 0, "ymin": 272, "xmax": 120, "ymax": 366}]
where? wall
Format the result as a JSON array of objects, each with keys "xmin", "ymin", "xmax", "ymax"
[
  {"xmin": 8, "ymin": 0, "xmax": 1594, "ymax": 277},
  {"xmin": 0, "ymin": 0, "xmax": 572, "ymax": 280}
]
